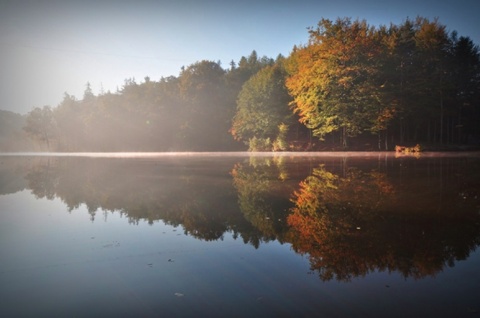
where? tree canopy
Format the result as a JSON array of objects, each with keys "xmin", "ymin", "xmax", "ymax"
[
  {"xmin": 286, "ymin": 17, "xmax": 480, "ymax": 149},
  {"xmin": 231, "ymin": 59, "xmax": 295, "ymax": 150},
  {"xmin": 286, "ymin": 18, "xmax": 386, "ymax": 148}
]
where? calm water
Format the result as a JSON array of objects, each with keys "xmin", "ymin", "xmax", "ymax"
[{"xmin": 1, "ymin": 152, "xmax": 480, "ymax": 317}]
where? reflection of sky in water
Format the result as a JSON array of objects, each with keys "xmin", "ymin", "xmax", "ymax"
[
  {"xmin": 1, "ymin": 153, "xmax": 480, "ymax": 316},
  {"xmin": 0, "ymin": 191, "xmax": 323, "ymax": 316}
]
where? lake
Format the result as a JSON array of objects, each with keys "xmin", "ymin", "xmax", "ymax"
[{"xmin": 1, "ymin": 152, "xmax": 480, "ymax": 317}]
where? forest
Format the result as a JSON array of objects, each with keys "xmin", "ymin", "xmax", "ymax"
[{"xmin": 3, "ymin": 16, "xmax": 480, "ymax": 152}]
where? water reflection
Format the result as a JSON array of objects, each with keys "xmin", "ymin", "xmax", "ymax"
[
  {"xmin": 2, "ymin": 153, "xmax": 480, "ymax": 282},
  {"xmin": 21, "ymin": 156, "xmax": 248, "ymax": 241},
  {"xmin": 231, "ymin": 156, "xmax": 297, "ymax": 246},
  {"xmin": 288, "ymin": 161, "xmax": 480, "ymax": 281}
]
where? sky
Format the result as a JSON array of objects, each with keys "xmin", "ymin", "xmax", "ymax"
[{"xmin": 1, "ymin": 0, "xmax": 479, "ymax": 115}]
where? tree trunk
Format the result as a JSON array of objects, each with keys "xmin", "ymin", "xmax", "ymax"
[
  {"xmin": 43, "ymin": 131, "xmax": 50, "ymax": 151},
  {"xmin": 440, "ymin": 95, "xmax": 444, "ymax": 145},
  {"xmin": 342, "ymin": 126, "xmax": 348, "ymax": 149},
  {"xmin": 399, "ymin": 118, "xmax": 404, "ymax": 143},
  {"xmin": 385, "ymin": 128, "xmax": 388, "ymax": 151}
]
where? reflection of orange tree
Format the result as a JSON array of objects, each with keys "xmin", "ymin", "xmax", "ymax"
[{"xmin": 286, "ymin": 164, "xmax": 472, "ymax": 281}]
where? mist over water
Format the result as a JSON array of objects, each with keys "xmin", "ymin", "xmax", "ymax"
[{"xmin": 2, "ymin": 151, "xmax": 479, "ymax": 158}]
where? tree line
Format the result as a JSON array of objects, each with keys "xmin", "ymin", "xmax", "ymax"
[
  {"xmin": 23, "ymin": 51, "xmax": 283, "ymax": 151},
  {"xmin": 20, "ymin": 16, "xmax": 480, "ymax": 151}
]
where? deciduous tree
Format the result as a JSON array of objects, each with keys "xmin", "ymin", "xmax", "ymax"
[
  {"xmin": 231, "ymin": 62, "xmax": 292, "ymax": 150},
  {"xmin": 286, "ymin": 18, "xmax": 386, "ymax": 148},
  {"xmin": 24, "ymin": 106, "xmax": 56, "ymax": 150}
]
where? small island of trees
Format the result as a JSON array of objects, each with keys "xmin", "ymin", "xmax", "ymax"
[{"xmin": 2, "ymin": 16, "xmax": 480, "ymax": 152}]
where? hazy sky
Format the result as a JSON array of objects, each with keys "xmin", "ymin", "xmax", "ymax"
[{"xmin": 1, "ymin": 0, "xmax": 479, "ymax": 114}]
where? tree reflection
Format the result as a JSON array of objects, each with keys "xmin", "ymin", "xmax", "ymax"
[
  {"xmin": 0, "ymin": 157, "xmax": 29, "ymax": 194},
  {"xmin": 288, "ymin": 158, "xmax": 480, "ymax": 281},
  {"xmin": 3, "ymin": 154, "xmax": 480, "ymax": 282},
  {"xmin": 231, "ymin": 156, "xmax": 297, "ymax": 247},
  {"xmin": 24, "ymin": 158, "xmax": 59, "ymax": 199},
  {"xmin": 22, "ymin": 157, "xmax": 246, "ymax": 238}
]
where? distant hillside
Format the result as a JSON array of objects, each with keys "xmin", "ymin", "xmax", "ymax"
[{"xmin": 0, "ymin": 110, "xmax": 36, "ymax": 151}]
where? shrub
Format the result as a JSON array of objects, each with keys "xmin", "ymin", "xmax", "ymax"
[{"xmin": 248, "ymin": 136, "xmax": 272, "ymax": 151}]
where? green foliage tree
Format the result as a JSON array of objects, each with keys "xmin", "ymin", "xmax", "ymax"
[
  {"xmin": 231, "ymin": 62, "xmax": 293, "ymax": 150},
  {"xmin": 450, "ymin": 35, "xmax": 480, "ymax": 142},
  {"xmin": 377, "ymin": 19, "xmax": 418, "ymax": 146},
  {"xmin": 0, "ymin": 110, "xmax": 34, "ymax": 151},
  {"xmin": 54, "ymin": 93, "xmax": 85, "ymax": 150},
  {"xmin": 23, "ymin": 106, "xmax": 57, "ymax": 150},
  {"xmin": 412, "ymin": 17, "xmax": 452, "ymax": 144},
  {"xmin": 178, "ymin": 60, "xmax": 232, "ymax": 150},
  {"xmin": 225, "ymin": 50, "xmax": 275, "ymax": 98},
  {"xmin": 273, "ymin": 123, "xmax": 289, "ymax": 151}
]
